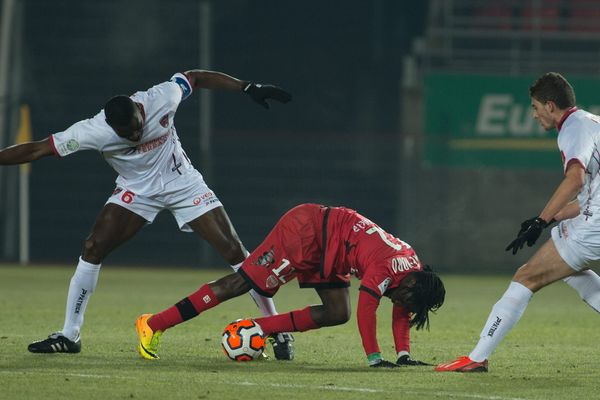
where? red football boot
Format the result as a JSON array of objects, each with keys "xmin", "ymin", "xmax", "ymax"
[{"xmin": 435, "ymin": 356, "xmax": 488, "ymax": 372}]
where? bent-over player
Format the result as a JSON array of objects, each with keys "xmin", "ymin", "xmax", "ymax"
[
  {"xmin": 0, "ymin": 70, "xmax": 295, "ymax": 359},
  {"xmin": 136, "ymin": 203, "xmax": 445, "ymax": 367},
  {"xmin": 437, "ymin": 72, "xmax": 600, "ymax": 373}
]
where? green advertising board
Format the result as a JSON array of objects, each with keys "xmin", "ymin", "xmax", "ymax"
[{"xmin": 424, "ymin": 73, "xmax": 600, "ymax": 168}]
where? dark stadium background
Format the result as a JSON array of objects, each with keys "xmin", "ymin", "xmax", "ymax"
[{"xmin": 1, "ymin": 0, "xmax": 597, "ymax": 272}]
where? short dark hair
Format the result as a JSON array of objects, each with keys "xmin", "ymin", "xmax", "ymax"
[
  {"xmin": 104, "ymin": 95, "xmax": 136, "ymax": 127},
  {"xmin": 407, "ymin": 266, "xmax": 445, "ymax": 331},
  {"xmin": 529, "ymin": 72, "xmax": 576, "ymax": 109}
]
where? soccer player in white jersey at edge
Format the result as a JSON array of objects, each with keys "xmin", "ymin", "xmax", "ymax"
[
  {"xmin": 436, "ymin": 72, "xmax": 600, "ymax": 372},
  {"xmin": 0, "ymin": 70, "xmax": 296, "ymax": 359}
]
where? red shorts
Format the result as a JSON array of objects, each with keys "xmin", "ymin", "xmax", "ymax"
[{"xmin": 238, "ymin": 204, "xmax": 351, "ymax": 297}]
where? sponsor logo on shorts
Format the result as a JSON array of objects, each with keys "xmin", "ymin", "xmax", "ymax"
[
  {"xmin": 112, "ymin": 187, "xmax": 123, "ymax": 196},
  {"xmin": 560, "ymin": 222, "xmax": 569, "ymax": 239},
  {"xmin": 193, "ymin": 191, "xmax": 215, "ymax": 206},
  {"xmin": 265, "ymin": 275, "xmax": 279, "ymax": 289},
  {"xmin": 253, "ymin": 247, "xmax": 276, "ymax": 268}
]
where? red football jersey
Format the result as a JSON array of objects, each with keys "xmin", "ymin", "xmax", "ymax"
[
  {"xmin": 238, "ymin": 203, "xmax": 421, "ymax": 358},
  {"xmin": 322, "ymin": 206, "xmax": 423, "ymax": 294}
]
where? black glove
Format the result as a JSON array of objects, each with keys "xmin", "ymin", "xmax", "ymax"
[
  {"xmin": 517, "ymin": 216, "xmax": 556, "ymax": 236},
  {"xmin": 505, "ymin": 217, "xmax": 548, "ymax": 255},
  {"xmin": 369, "ymin": 359, "xmax": 399, "ymax": 369},
  {"xmin": 396, "ymin": 354, "xmax": 432, "ymax": 366},
  {"xmin": 243, "ymin": 82, "xmax": 292, "ymax": 109}
]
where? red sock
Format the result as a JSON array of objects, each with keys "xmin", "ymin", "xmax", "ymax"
[
  {"xmin": 149, "ymin": 284, "xmax": 220, "ymax": 332},
  {"xmin": 255, "ymin": 306, "xmax": 319, "ymax": 335}
]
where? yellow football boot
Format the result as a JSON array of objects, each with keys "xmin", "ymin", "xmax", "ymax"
[{"xmin": 135, "ymin": 314, "xmax": 162, "ymax": 360}]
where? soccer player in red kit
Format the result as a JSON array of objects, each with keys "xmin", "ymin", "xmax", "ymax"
[{"xmin": 136, "ymin": 203, "xmax": 445, "ymax": 367}]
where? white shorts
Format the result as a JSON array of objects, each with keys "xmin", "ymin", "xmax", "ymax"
[
  {"xmin": 106, "ymin": 171, "xmax": 223, "ymax": 232},
  {"xmin": 551, "ymin": 216, "xmax": 600, "ymax": 272}
]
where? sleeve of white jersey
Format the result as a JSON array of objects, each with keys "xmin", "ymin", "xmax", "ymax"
[
  {"xmin": 142, "ymin": 73, "xmax": 192, "ymax": 113},
  {"xmin": 559, "ymin": 121, "xmax": 594, "ymax": 173},
  {"xmin": 169, "ymin": 73, "xmax": 193, "ymax": 101},
  {"xmin": 50, "ymin": 114, "xmax": 106, "ymax": 157}
]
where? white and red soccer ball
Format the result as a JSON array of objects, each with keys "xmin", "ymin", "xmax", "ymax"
[{"xmin": 221, "ymin": 319, "xmax": 266, "ymax": 361}]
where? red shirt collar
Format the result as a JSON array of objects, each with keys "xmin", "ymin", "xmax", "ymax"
[
  {"xmin": 556, "ymin": 106, "xmax": 578, "ymax": 131},
  {"xmin": 135, "ymin": 102, "xmax": 146, "ymax": 124}
]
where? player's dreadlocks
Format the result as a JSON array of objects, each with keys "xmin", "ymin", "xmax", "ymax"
[{"xmin": 407, "ymin": 266, "xmax": 445, "ymax": 331}]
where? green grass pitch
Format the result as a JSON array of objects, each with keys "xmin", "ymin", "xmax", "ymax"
[{"xmin": 1, "ymin": 265, "xmax": 599, "ymax": 400}]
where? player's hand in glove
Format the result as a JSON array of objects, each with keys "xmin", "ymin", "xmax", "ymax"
[
  {"xmin": 243, "ymin": 82, "xmax": 292, "ymax": 109},
  {"xmin": 370, "ymin": 359, "xmax": 399, "ymax": 368},
  {"xmin": 516, "ymin": 216, "xmax": 556, "ymax": 236},
  {"xmin": 396, "ymin": 354, "xmax": 432, "ymax": 366},
  {"xmin": 505, "ymin": 217, "xmax": 549, "ymax": 255}
]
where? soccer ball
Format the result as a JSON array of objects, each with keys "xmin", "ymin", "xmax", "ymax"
[{"xmin": 221, "ymin": 319, "xmax": 266, "ymax": 361}]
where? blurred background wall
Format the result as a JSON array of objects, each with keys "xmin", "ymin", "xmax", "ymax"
[{"xmin": 1, "ymin": 0, "xmax": 599, "ymax": 273}]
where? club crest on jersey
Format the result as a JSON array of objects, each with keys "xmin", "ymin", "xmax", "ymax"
[
  {"xmin": 265, "ymin": 275, "xmax": 279, "ymax": 289},
  {"xmin": 66, "ymin": 139, "xmax": 80, "ymax": 152},
  {"xmin": 253, "ymin": 247, "xmax": 276, "ymax": 268},
  {"xmin": 159, "ymin": 114, "xmax": 169, "ymax": 128}
]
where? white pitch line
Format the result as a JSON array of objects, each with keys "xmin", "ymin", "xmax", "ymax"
[
  {"xmin": 404, "ymin": 390, "xmax": 528, "ymax": 400},
  {"xmin": 236, "ymin": 381, "xmax": 382, "ymax": 393},
  {"xmin": 235, "ymin": 381, "xmax": 528, "ymax": 400},
  {"xmin": 1, "ymin": 371, "xmax": 529, "ymax": 400},
  {"xmin": 0, "ymin": 370, "xmax": 124, "ymax": 380}
]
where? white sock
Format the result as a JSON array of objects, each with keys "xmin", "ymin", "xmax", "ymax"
[
  {"xmin": 469, "ymin": 281, "xmax": 533, "ymax": 362},
  {"xmin": 563, "ymin": 270, "xmax": 600, "ymax": 313},
  {"xmin": 231, "ymin": 259, "xmax": 278, "ymax": 317},
  {"xmin": 61, "ymin": 257, "xmax": 101, "ymax": 340}
]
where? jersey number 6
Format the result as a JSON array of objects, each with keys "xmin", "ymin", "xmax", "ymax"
[{"xmin": 121, "ymin": 190, "xmax": 135, "ymax": 204}]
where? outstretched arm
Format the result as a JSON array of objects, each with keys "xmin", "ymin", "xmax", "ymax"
[
  {"xmin": 0, "ymin": 137, "xmax": 54, "ymax": 165},
  {"xmin": 184, "ymin": 69, "xmax": 292, "ymax": 109},
  {"xmin": 184, "ymin": 69, "xmax": 245, "ymax": 91}
]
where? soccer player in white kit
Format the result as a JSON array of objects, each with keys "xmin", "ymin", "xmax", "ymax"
[
  {"xmin": 0, "ymin": 69, "xmax": 296, "ymax": 359},
  {"xmin": 436, "ymin": 72, "xmax": 600, "ymax": 372}
]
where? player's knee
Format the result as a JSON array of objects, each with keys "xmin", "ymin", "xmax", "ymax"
[
  {"xmin": 211, "ymin": 273, "xmax": 249, "ymax": 302},
  {"xmin": 221, "ymin": 240, "xmax": 246, "ymax": 265},
  {"xmin": 513, "ymin": 264, "xmax": 542, "ymax": 292},
  {"xmin": 325, "ymin": 304, "xmax": 351, "ymax": 326},
  {"xmin": 82, "ymin": 236, "xmax": 109, "ymax": 263}
]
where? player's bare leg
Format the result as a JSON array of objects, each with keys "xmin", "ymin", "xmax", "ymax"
[
  {"xmin": 563, "ymin": 269, "xmax": 600, "ymax": 313},
  {"xmin": 436, "ymin": 239, "xmax": 576, "ymax": 372},
  {"xmin": 187, "ymin": 206, "xmax": 282, "ymax": 317},
  {"xmin": 137, "ymin": 272, "xmax": 251, "ymax": 359},
  {"xmin": 251, "ymin": 287, "xmax": 350, "ymax": 353},
  {"xmin": 29, "ymin": 204, "xmax": 147, "ymax": 353},
  {"xmin": 311, "ymin": 287, "xmax": 351, "ymax": 327},
  {"xmin": 187, "ymin": 206, "xmax": 294, "ymax": 358}
]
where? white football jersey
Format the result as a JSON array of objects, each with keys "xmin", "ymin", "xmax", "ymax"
[
  {"xmin": 558, "ymin": 108, "xmax": 600, "ymax": 219},
  {"xmin": 51, "ymin": 73, "xmax": 196, "ymax": 196}
]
